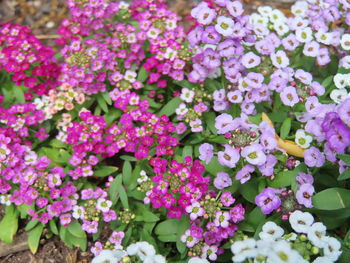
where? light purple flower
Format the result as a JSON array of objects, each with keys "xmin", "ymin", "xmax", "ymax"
[
  {"xmin": 227, "ymin": 90, "xmax": 243, "ymax": 103},
  {"xmin": 226, "ymin": 1, "xmax": 244, "ymax": 17},
  {"xmin": 202, "ymin": 26, "xmax": 222, "ymax": 44},
  {"xmin": 280, "ymin": 86, "xmax": 299, "ymax": 106},
  {"xmin": 241, "ymin": 144, "xmax": 266, "ymax": 166},
  {"xmin": 199, "ymin": 143, "xmax": 214, "ymax": 164},
  {"xmin": 188, "ymin": 26, "xmax": 204, "ymax": 47},
  {"xmin": 338, "ymin": 98, "xmax": 350, "ymax": 127},
  {"xmin": 258, "ymin": 154, "xmax": 277, "ymax": 177},
  {"xmin": 235, "ymin": 165, "xmax": 254, "ymax": 184},
  {"xmin": 296, "ymin": 172, "xmax": 314, "ymax": 185},
  {"xmin": 215, "ymin": 16, "xmax": 234, "ymax": 36},
  {"xmin": 214, "ymin": 171, "xmax": 232, "ymax": 190},
  {"xmin": 255, "ymin": 188, "xmax": 281, "ymax": 214},
  {"xmin": 304, "ymin": 146, "xmax": 325, "ymax": 167},
  {"xmin": 217, "ymin": 39, "xmax": 237, "ymax": 57},
  {"xmin": 190, "ymin": 119, "xmax": 203, "ymax": 132},
  {"xmin": 215, "ymin": 113, "xmax": 236, "ymax": 134},
  {"xmin": 295, "ymin": 69, "xmax": 312, "ymax": 85},
  {"xmin": 218, "ymin": 144, "xmax": 240, "ymax": 168},
  {"xmin": 296, "ymin": 183, "xmax": 314, "ymax": 208},
  {"xmin": 241, "ymin": 52, "xmax": 261, "ymax": 69},
  {"xmin": 197, "ymin": 6, "xmax": 217, "ymax": 25},
  {"xmin": 303, "ymin": 41, "xmax": 320, "ymax": 57},
  {"xmin": 203, "ymin": 48, "xmax": 221, "ymax": 69}
]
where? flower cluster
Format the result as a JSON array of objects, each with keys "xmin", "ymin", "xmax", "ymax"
[{"xmin": 0, "ymin": 23, "xmax": 60, "ymax": 97}]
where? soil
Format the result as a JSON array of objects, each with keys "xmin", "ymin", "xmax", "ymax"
[{"xmin": 0, "ymin": 0, "xmax": 295, "ymax": 262}]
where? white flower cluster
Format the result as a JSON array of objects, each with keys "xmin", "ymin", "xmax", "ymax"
[
  {"xmin": 331, "ymin": 73, "xmax": 350, "ymax": 104},
  {"xmin": 92, "ymin": 241, "xmax": 166, "ymax": 263},
  {"xmin": 289, "ymin": 210, "xmax": 342, "ymax": 262},
  {"xmin": 231, "ymin": 210, "xmax": 342, "ymax": 263}
]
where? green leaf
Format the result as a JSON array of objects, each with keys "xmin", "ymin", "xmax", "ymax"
[
  {"xmin": 120, "ymin": 155, "xmax": 137, "ymax": 162},
  {"xmin": 135, "ymin": 210, "xmax": 159, "ymax": 223},
  {"xmin": 268, "ymin": 164, "xmax": 307, "ymax": 188},
  {"xmin": 137, "ymin": 67, "xmax": 149, "ymax": 82},
  {"xmin": 97, "ymin": 93, "xmax": 109, "ymax": 113},
  {"xmin": 158, "ymin": 97, "xmax": 181, "ymax": 116},
  {"xmin": 203, "ymin": 111, "xmax": 217, "ymax": 134},
  {"xmin": 182, "ymin": 146, "xmax": 193, "ymax": 158},
  {"xmin": 101, "ymin": 91, "xmax": 112, "ymax": 105},
  {"xmin": 338, "ymin": 169, "xmax": 350, "ymax": 181},
  {"xmin": 67, "ymin": 221, "xmax": 86, "ymax": 239},
  {"xmin": 49, "ymin": 220, "xmax": 59, "ymax": 235},
  {"xmin": 122, "ymin": 161, "xmax": 132, "ymax": 186},
  {"xmin": 280, "ymin": 118, "xmax": 291, "ymax": 139},
  {"xmin": 13, "ymin": 85, "xmax": 25, "ymax": 104},
  {"xmin": 337, "ymin": 154, "xmax": 350, "ymax": 165},
  {"xmin": 110, "ymin": 176, "xmax": 129, "ymax": 208},
  {"xmin": 94, "ymin": 166, "xmax": 118, "ymax": 177},
  {"xmin": 25, "ymin": 220, "xmax": 39, "ymax": 232},
  {"xmin": 0, "ymin": 205, "xmax": 19, "ymax": 244},
  {"xmin": 240, "ymin": 180, "xmax": 259, "ymax": 203},
  {"xmin": 28, "ymin": 224, "xmax": 44, "ymax": 254},
  {"xmin": 104, "ymin": 108, "xmax": 122, "ymax": 125},
  {"xmin": 321, "ymin": 75, "xmax": 334, "ymax": 88},
  {"xmin": 313, "ymin": 188, "xmax": 350, "ymax": 210},
  {"xmin": 204, "ymin": 156, "xmax": 227, "ymax": 176}
]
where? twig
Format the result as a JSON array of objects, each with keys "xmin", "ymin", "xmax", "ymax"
[{"xmin": 35, "ymin": 34, "xmax": 60, "ymax": 40}]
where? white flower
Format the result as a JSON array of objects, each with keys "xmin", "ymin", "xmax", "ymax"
[
  {"xmin": 274, "ymin": 22, "xmax": 289, "ymax": 36},
  {"xmin": 269, "ymin": 9, "xmax": 287, "ymax": 24},
  {"xmin": 72, "ymin": 205, "xmax": 85, "ymax": 219},
  {"xmin": 147, "ymin": 27, "xmax": 160, "ymax": 39},
  {"xmin": 0, "ymin": 195, "xmax": 11, "ymax": 206},
  {"xmin": 180, "ymin": 88, "xmax": 195, "ymax": 103},
  {"xmin": 164, "ymin": 48, "xmax": 177, "ymax": 61},
  {"xmin": 330, "ymin": 89, "xmax": 349, "ymax": 104},
  {"xmin": 313, "ymin": 256, "xmax": 334, "ymax": 263},
  {"xmin": 269, "ymin": 240, "xmax": 301, "ymax": 263},
  {"xmin": 315, "ymin": 29, "xmax": 332, "ymax": 45},
  {"xmin": 188, "ymin": 257, "xmax": 209, "ymax": 263},
  {"xmin": 291, "ymin": 1, "xmax": 308, "ymax": 17},
  {"xmin": 96, "ymin": 198, "xmax": 112, "ymax": 212},
  {"xmin": 322, "ymin": 237, "xmax": 342, "ymax": 261},
  {"xmin": 340, "ymin": 56, "xmax": 350, "ymax": 69},
  {"xmin": 256, "ymin": 240, "xmax": 272, "ymax": 257},
  {"xmin": 340, "ymin": 34, "xmax": 350, "ymax": 51},
  {"xmin": 296, "ymin": 27, "xmax": 313, "ymax": 43},
  {"xmin": 289, "ymin": 210, "xmax": 314, "ymax": 233},
  {"xmin": 271, "ymin": 50, "xmax": 290, "ymax": 68},
  {"xmin": 249, "ymin": 13, "xmax": 268, "ymax": 26},
  {"xmin": 124, "ymin": 70, "xmax": 137, "ymax": 83},
  {"xmin": 257, "ymin": 6, "xmax": 273, "ymax": 17},
  {"xmin": 127, "ymin": 242, "xmax": 156, "ymax": 260},
  {"xmin": 165, "ymin": 19, "xmax": 177, "ymax": 30},
  {"xmin": 119, "ymin": 1, "xmax": 129, "ymax": 9},
  {"xmin": 307, "ymin": 222, "xmax": 327, "ymax": 248},
  {"xmin": 92, "ymin": 250, "xmax": 118, "ymax": 263},
  {"xmin": 144, "ymin": 254, "xmax": 167, "ymax": 263},
  {"xmin": 231, "ymin": 239, "xmax": 257, "ymax": 262},
  {"xmin": 215, "ymin": 16, "xmax": 234, "ymax": 37},
  {"xmin": 295, "ymin": 129, "xmax": 313, "ymax": 148},
  {"xmin": 175, "ymin": 103, "xmax": 188, "ymax": 116},
  {"xmin": 259, "ymin": 221, "xmax": 284, "ymax": 241},
  {"xmin": 333, "ymin": 74, "xmax": 349, "ymax": 89}
]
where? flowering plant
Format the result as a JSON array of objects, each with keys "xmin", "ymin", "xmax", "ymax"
[{"xmin": 0, "ymin": 0, "xmax": 350, "ymax": 262}]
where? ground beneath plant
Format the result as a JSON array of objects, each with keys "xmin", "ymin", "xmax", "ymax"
[{"xmin": 0, "ymin": 0, "xmax": 295, "ymax": 262}]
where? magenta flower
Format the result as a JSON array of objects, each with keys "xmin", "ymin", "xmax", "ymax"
[
  {"xmin": 255, "ymin": 188, "xmax": 281, "ymax": 214},
  {"xmin": 230, "ymin": 204, "xmax": 245, "ymax": 223},
  {"xmin": 220, "ymin": 192, "xmax": 235, "ymax": 206}
]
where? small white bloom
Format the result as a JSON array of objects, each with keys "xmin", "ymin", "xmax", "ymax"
[
  {"xmin": 269, "ymin": 9, "xmax": 287, "ymax": 24},
  {"xmin": 164, "ymin": 48, "xmax": 177, "ymax": 61},
  {"xmin": 124, "ymin": 70, "xmax": 137, "ymax": 83},
  {"xmin": 144, "ymin": 254, "xmax": 166, "ymax": 263},
  {"xmin": 92, "ymin": 250, "xmax": 118, "ymax": 263},
  {"xmin": 72, "ymin": 205, "xmax": 85, "ymax": 219},
  {"xmin": 315, "ymin": 29, "xmax": 332, "ymax": 45},
  {"xmin": 259, "ymin": 221, "xmax": 284, "ymax": 241},
  {"xmin": 128, "ymin": 242, "xmax": 156, "ymax": 260},
  {"xmin": 274, "ymin": 22, "xmax": 289, "ymax": 36},
  {"xmin": 180, "ymin": 88, "xmax": 195, "ymax": 103},
  {"xmin": 165, "ymin": 19, "xmax": 177, "ymax": 30},
  {"xmin": 271, "ymin": 50, "xmax": 290, "ymax": 68},
  {"xmin": 313, "ymin": 256, "xmax": 334, "ymax": 263},
  {"xmin": 330, "ymin": 89, "xmax": 349, "ymax": 104},
  {"xmin": 307, "ymin": 222, "xmax": 327, "ymax": 248},
  {"xmin": 295, "ymin": 129, "xmax": 313, "ymax": 148},
  {"xmin": 96, "ymin": 198, "xmax": 112, "ymax": 213},
  {"xmin": 289, "ymin": 210, "xmax": 314, "ymax": 233},
  {"xmin": 340, "ymin": 34, "xmax": 350, "ymax": 51},
  {"xmin": 175, "ymin": 103, "xmax": 188, "ymax": 116},
  {"xmin": 119, "ymin": 1, "xmax": 129, "ymax": 9},
  {"xmin": 322, "ymin": 237, "xmax": 342, "ymax": 261},
  {"xmin": 188, "ymin": 257, "xmax": 209, "ymax": 263},
  {"xmin": 291, "ymin": 1, "xmax": 308, "ymax": 17},
  {"xmin": 249, "ymin": 13, "xmax": 268, "ymax": 26},
  {"xmin": 231, "ymin": 238, "xmax": 257, "ymax": 262},
  {"xmin": 296, "ymin": 27, "xmax": 313, "ymax": 43},
  {"xmin": 269, "ymin": 240, "xmax": 301, "ymax": 263},
  {"xmin": 257, "ymin": 6, "xmax": 273, "ymax": 17},
  {"xmin": 147, "ymin": 27, "xmax": 160, "ymax": 39},
  {"xmin": 0, "ymin": 195, "xmax": 11, "ymax": 206},
  {"xmin": 333, "ymin": 74, "xmax": 349, "ymax": 89}
]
